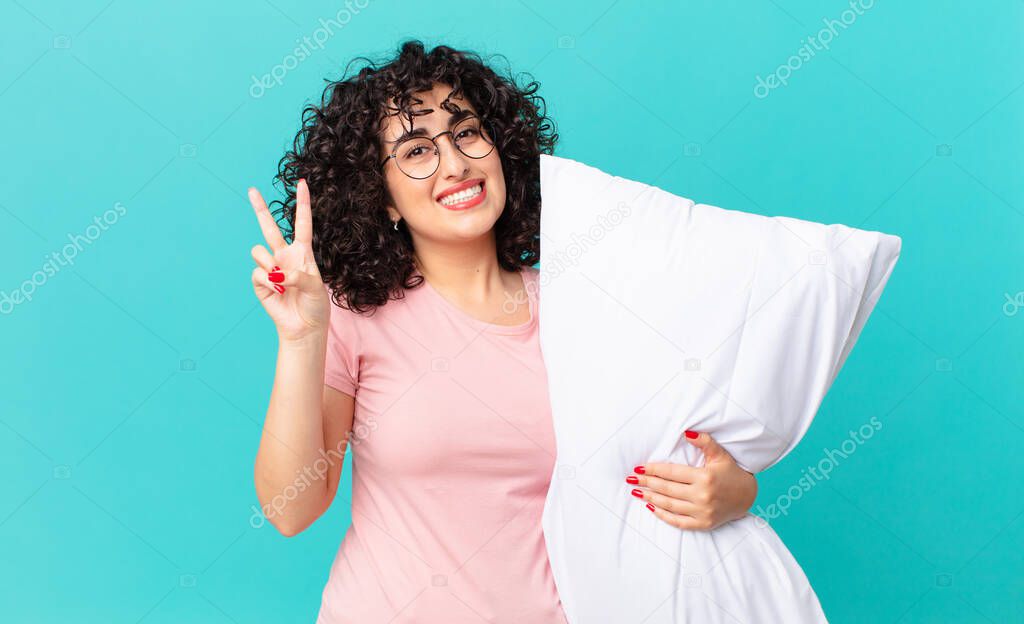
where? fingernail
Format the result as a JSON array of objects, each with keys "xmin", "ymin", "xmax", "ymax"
[
  {"xmin": 631, "ymin": 488, "xmax": 644, "ymax": 499},
  {"xmin": 273, "ymin": 284, "xmax": 285, "ymax": 294},
  {"xmin": 633, "ymin": 465, "xmax": 645, "ymax": 475},
  {"xmin": 685, "ymin": 430, "xmax": 699, "ymax": 439},
  {"xmin": 272, "ymin": 266, "xmax": 280, "ymax": 271},
  {"xmin": 268, "ymin": 271, "xmax": 285, "ymax": 283},
  {"xmin": 626, "ymin": 476, "xmax": 639, "ymax": 485},
  {"xmin": 646, "ymin": 503, "xmax": 656, "ymax": 512}
]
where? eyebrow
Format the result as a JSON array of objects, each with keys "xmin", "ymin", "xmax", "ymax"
[{"xmin": 385, "ymin": 109, "xmax": 475, "ymax": 145}]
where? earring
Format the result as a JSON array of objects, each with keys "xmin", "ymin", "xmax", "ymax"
[{"xmin": 393, "ymin": 218, "xmax": 400, "ymax": 231}]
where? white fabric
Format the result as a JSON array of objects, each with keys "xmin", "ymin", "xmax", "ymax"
[{"xmin": 536, "ymin": 153, "xmax": 902, "ymax": 623}]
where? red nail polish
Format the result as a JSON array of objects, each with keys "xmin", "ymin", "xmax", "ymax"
[
  {"xmin": 272, "ymin": 266, "xmax": 280, "ymax": 271},
  {"xmin": 633, "ymin": 466, "xmax": 645, "ymax": 475},
  {"xmin": 269, "ymin": 271, "xmax": 284, "ymax": 283},
  {"xmin": 631, "ymin": 488, "xmax": 644, "ymax": 499},
  {"xmin": 626, "ymin": 476, "xmax": 639, "ymax": 485},
  {"xmin": 273, "ymin": 284, "xmax": 285, "ymax": 294},
  {"xmin": 646, "ymin": 503, "xmax": 655, "ymax": 512},
  {"xmin": 685, "ymin": 430, "xmax": 699, "ymax": 439}
]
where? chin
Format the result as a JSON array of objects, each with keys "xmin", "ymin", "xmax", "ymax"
[{"xmin": 444, "ymin": 211, "xmax": 501, "ymax": 240}]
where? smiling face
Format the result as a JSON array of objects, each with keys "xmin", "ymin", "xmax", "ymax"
[{"xmin": 378, "ymin": 83, "xmax": 507, "ymax": 248}]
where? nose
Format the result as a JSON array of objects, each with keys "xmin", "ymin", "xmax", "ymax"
[{"xmin": 436, "ymin": 132, "xmax": 470, "ymax": 178}]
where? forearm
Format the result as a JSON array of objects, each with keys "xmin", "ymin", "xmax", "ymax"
[{"xmin": 254, "ymin": 331, "xmax": 331, "ymax": 534}]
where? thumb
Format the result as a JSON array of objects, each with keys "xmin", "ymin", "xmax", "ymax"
[{"xmin": 684, "ymin": 430, "xmax": 730, "ymax": 464}]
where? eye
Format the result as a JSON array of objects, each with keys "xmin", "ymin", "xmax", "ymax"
[{"xmin": 402, "ymin": 144, "xmax": 431, "ymax": 160}]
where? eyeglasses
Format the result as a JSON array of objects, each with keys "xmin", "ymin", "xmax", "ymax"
[{"xmin": 380, "ymin": 114, "xmax": 495, "ymax": 179}]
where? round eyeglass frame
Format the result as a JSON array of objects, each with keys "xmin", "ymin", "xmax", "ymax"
[{"xmin": 379, "ymin": 114, "xmax": 496, "ymax": 179}]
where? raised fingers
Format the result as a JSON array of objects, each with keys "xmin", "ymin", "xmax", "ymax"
[
  {"xmin": 248, "ymin": 187, "xmax": 288, "ymax": 252},
  {"xmin": 293, "ymin": 178, "xmax": 312, "ymax": 245}
]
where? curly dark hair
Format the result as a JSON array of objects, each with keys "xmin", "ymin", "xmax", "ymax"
[{"xmin": 269, "ymin": 39, "xmax": 558, "ymax": 314}]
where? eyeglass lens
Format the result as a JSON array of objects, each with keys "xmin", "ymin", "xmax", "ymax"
[{"xmin": 394, "ymin": 116, "xmax": 494, "ymax": 178}]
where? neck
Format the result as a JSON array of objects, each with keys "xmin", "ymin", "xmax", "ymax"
[{"xmin": 411, "ymin": 233, "xmax": 512, "ymax": 300}]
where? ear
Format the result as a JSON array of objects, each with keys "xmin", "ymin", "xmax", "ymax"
[{"xmin": 381, "ymin": 181, "xmax": 400, "ymax": 223}]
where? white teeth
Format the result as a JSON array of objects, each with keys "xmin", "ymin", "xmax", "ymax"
[{"xmin": 439, "ymin": 183, "xmax": 482, "ymax": 205}]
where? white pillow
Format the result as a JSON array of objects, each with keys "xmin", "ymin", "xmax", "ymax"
[{"xmin": 537, "ymin": 153, "xmax": 901, "ymax": 623}]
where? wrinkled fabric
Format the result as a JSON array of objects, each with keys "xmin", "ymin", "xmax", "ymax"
[{"xmin": 537, "ymin": 154, "xmax": 901, "ymax": 623}]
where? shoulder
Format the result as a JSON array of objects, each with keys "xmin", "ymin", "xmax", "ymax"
[
  {"xmin": 325, "ymin": 288, "xmax": 364, "ymax": 347},
  {"xmin": 325, "ymin": 280, "xmax": 426, "ymax": 334},
  {"xmin": 521, "ymin": 264, "xmax": 541, "ymax": 301}
]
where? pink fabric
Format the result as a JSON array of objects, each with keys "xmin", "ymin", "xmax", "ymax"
[{"xmin": 317, "ymin": 267, "xmax": 567, "ymax": 623}]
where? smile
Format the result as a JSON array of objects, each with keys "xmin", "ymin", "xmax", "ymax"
[{"xmin": 438, "ymin": 182, "xmax": 486, "ymax": 209}]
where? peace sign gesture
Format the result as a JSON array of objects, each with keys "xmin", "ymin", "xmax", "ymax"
[{"xmin": 248, "ymin": 179, "xmax": 330, "ymax": 342}]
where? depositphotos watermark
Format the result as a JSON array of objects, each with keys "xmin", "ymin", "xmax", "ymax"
[
  {"xmin": 753, "ymin": 0, "xmax": 876, "ymax": 99},
  {"xmin": 753, "ymin": 415, "xmax": 882, "ymax": 527},
  {"xmin": 248, "ymin": 0, "xmax": 371, "ymax": 99},
  {"xmin": 1, "ymin": 202, "xmax": 128, "ymax": 315},
  {"xmin": 249, "ymin": 417, "xmax": 377, "ymax": 529},
  {"xmin": 1003, "ymin": 291, "xmax": 1024, "ymax": 316}
]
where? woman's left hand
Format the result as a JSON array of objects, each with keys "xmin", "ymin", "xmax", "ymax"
[{"xmin": 627, "ymin": 431, "xmax": 757, "ymax": 531}]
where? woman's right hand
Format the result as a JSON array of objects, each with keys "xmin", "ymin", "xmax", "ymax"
[{"xmin": 248, "ymin": 178, "xmax": 331, "ymax": 343}]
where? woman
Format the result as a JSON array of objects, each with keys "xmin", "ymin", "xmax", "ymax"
[{"xmin": 248, "ymin": 40, "xmax": 758, "ymax": 623}]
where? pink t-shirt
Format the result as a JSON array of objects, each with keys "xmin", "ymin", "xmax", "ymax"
[{"xmin": 317, "ymin": 266, "xmax": 567, "ymax": 623}]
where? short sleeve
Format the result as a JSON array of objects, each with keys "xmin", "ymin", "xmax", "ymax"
[{"xmin": 324, "ymin": 287, "xmax": 362, "ymax": 397}]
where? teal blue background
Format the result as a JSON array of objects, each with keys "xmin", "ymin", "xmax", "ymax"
[{"xmin": 2, "ymin": 1, "xmax": 1022, "ymax": 622}]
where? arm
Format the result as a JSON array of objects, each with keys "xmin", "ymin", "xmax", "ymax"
[
  {"xmin": 253, "ymin": 339, "xmax": 355, "ymax": 536},
  {"xmin": 247, "ymin": 179, "xmax": 352, "ymax": 537},
  {"xmin": 629, "ymin": 431, "xmax": 757, "ymax": 530}
]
